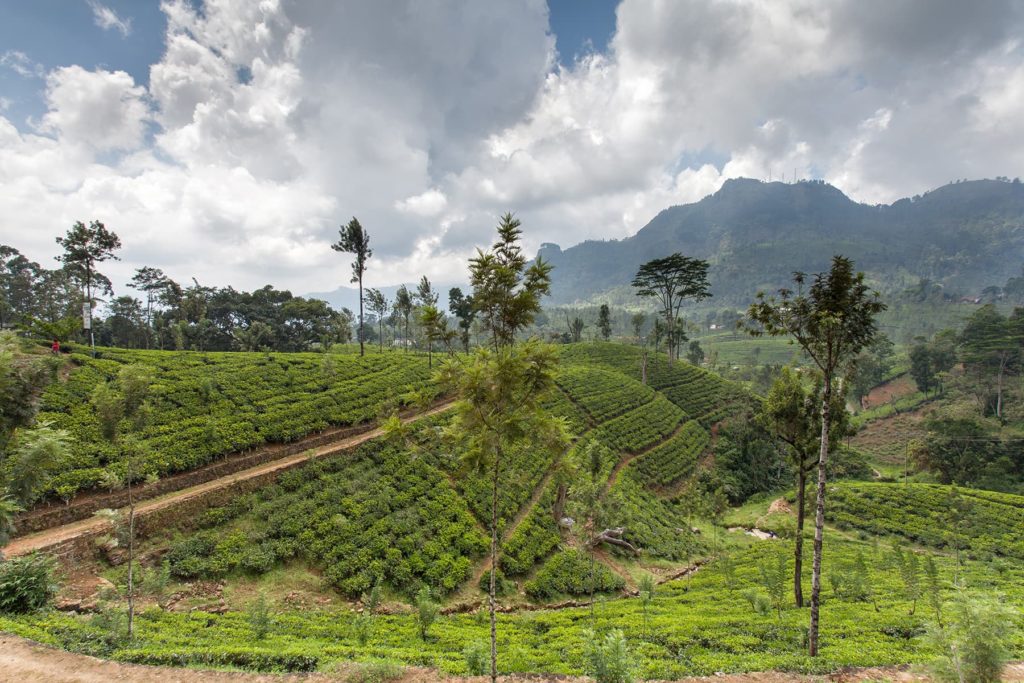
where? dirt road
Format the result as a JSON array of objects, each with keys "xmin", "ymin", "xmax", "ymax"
[{"xmin": 4, "ymin": 402, "xmax": 452, "ymax": 558}]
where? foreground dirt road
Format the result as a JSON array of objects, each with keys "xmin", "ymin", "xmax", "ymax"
[{"xmin": 3, "ymin": 635, "xmax": 1023, "ymax": 683}]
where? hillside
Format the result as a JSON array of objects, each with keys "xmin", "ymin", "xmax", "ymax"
[{"xmin": 540, "ymin": 178, "xmax": 1024, "ymax": 305}]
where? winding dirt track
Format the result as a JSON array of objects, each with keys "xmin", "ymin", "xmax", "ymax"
[{"xmin": 4, "ymin": 402, "xmax": 453, "ymax": 558}]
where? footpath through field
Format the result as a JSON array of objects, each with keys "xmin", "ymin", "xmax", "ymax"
[{"xmin": 4, "ymin": 402, "xmax": 453, "ymax": 558}]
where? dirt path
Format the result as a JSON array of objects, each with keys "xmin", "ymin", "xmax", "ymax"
[
  {"xmin": 462, "ymin": 448, "xmax": 567, "ymax": 598},
  {"xmin": 4, "ymin": 634, "xmax": 1022, "ymax": 683},
  {"xmin": 602, "ymin": 420, "xmax": 687, "ymax": 496},
  {"xmin": 4, "ymin": 402, "xmax": 453, "ymax": 558}
]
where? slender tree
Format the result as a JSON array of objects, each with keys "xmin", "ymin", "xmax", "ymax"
[
  {"xmin": 449, "ymin": 287, "xmax": 476, "ymax": 353},
  {"xmin": 55, "ymin": 220, "xmax": 121, "ymax": 354},
  {"xmin": 758, "ymin": 367, "xmax": 849, "ymax": 607},
  {"xmin": 632, "ymin": 254, "xmax": 710, "ymax": 362},
  {"xmin": 364, "ymin": 288, "xmax": 389, "ymax": 353},
  {"xmin": 90, "ymin": 364, "xmax": 154, "ymax": 640},
  {"xmin": 746, "ymin": 255, "xmax": 885, "ymax": 656},
  {"xmin": 631, "ymin": 313, "xmax": 645, "ymax": 343},
  {"xmin": 439, "ymin": 341, "xmax": 568, "ymax": 683},
  {"xmin": 128, "ymin": 267, "xmax": 169, "ymax": 349},
  {"xmin": 394, "ymin": 285, "xmax": 413, "ymax": 352},
  {"xmin": 416, "ymin": 276, "xmax": 438, "ymax": 359},
  {"xmin": 469, "ymin": 213, "xmax": 552, "ymax": 350},
  {"xmin": 331, "ymin": 218, "xmax": 372, "ymax": 356},
  {"xmin": 597, "ymin": 304, "xmax": 612, "ymax": 340}
]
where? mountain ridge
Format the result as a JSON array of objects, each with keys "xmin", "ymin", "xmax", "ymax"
[{"xmin": 538, "ymin": 177, "xmax": 1024, "ymax": 306}]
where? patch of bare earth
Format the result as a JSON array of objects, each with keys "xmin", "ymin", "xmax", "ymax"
[{"xmin": 861, "ymin": 374, "xmax": 918, "ymax": 410}]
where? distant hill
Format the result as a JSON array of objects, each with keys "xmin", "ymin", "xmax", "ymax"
[{"xmin": 539, "ymin": 178, "xmax": 1024, "ymax": 306}]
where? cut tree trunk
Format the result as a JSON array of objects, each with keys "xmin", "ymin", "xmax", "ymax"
[{"xmin": 591, "ymin": 527, "xmax": 640, "ymax": 555}]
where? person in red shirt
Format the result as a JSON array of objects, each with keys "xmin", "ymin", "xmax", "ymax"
[{"xmin": 51, "ymin": 339, "xmax": 60, "ymax": 354}]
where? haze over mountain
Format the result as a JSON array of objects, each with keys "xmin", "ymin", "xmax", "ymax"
[{"xmin": 537, "ymin": 177, "xmax": 1024, "ymax": 306}]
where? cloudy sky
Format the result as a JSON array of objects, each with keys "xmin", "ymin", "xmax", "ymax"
[{"xmin": 2, "ymin": 0, "xmax": 1023, "ymax": 298}]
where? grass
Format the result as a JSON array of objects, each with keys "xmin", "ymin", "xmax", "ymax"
[{"xmin": 5, "ymin": 530, "xmax": 1023, "ymax": 678}]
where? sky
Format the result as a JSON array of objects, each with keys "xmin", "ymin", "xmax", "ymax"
[{"xmin": 1, "ymin": 0, "xmax": 1023, "ymax": 300}]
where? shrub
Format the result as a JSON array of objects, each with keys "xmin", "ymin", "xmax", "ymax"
[
  {"xmin": 583, "ymin": 629, "xmax": 634, "ymax": 683},
  {"xmin": 0, "ymin": 554, "xmax": 57, "ymax": 613},
  {"xmin": 927, "ymin": 592, "xmax": 1017, "ymax": 683},
  {"xmin": 415, "ymin": 585, "xmax": 439, "ymax": 641},
  {"xmin": 247, "ymin": 593, "xmax": 271, "ymax": 641},
  {"xmin": 463, "ymin": 641, "xmax": 489, "ymax": 676},
  {"xmin": 344, "ymin": 659, "xmax": 404, "ymax": 683}
]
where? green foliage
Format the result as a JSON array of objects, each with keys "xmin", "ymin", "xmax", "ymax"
[
  {"xmin": 415, "ymin": 586, "xmax": 440, "ymax": 641},
  {"xmin": 166, "ymin": 438, "xmax": 487, "ymax": 596},
  {"xmin": 828, "ymin": 482, "xmax": 1024, "ymax": 560},
  {"xmin": 344, "ymin": 659, "xmax": 405, "ymax": 683},
  {"xmin": 927, "ymin": 592, "xmax": 1017, "ymax": 683},
  {"xmin": 632, "ymin": 253, "xmax": 711, "ymax": 361},
  {"xmin": 352, "ymin": 613, "xmax": 374, "ymax": 646},
  {"xmin": 583, "ymin": 629, "xmax": 634, "ymax": 683},
  {"xmin": 0, "ymin": 553, "xmax": 56, "ymax": 613},
  {"xmin": 469, "ymin": 212, "xmax": 552, "ymax": 347},
  {"xmin": 35, "ymin": 348, "xmax": 432, "ymax": 499},
  {"xmin": 247, "ymin": 592, "xmax": 271, "ymax": 641},
  {"xmin": 463, "ymin": 641, "xmax": 489, "ymax": 675},
  {"xmin": 759, "ymin": 547, "xmax": 788, "ymax": 617},
  {"xmin": 524, "ymin": 550, "xmax": 624, "ymax": 600}
]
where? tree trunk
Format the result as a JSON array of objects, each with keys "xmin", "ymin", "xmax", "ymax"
[
  {"xmin": 127, "ymin": 466, "xmax": 135, "ymax": 640},
  {"xmin": 489, "ymin": 449, "xmax": 500, "ymax": 683},
  {"xmin": 808, "ymin": 376, "xmax": 832, "ymax": 657},
  {"xmin": 641, "ymin": 349, "xmax": 648, "ymax": 385},
  {"xmin": 794, "ymin": 467, "xmax": 806, "ymax": 608},
  {"xmin": 357, "ymin": 276, "xmax": 364, "ymax": 357}
]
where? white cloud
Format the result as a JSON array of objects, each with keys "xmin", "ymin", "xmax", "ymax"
[
  {"xmin": 88, "ymin": 1, "xmax": 132, "ymax": 37},
  {"xmin": 0, "ymin": 50, "xmax": 44, "ymax": 78},
  {"xmin": 2, "ymin": 0, "xmax": 1024, "ymax": 299},
  {"xmin": 396, "ymin": 189, "xmax": 448, "ymax": 217},
  {"xmin": 38, "ymin": 66, "xmax": 150, "ymax": 152}
]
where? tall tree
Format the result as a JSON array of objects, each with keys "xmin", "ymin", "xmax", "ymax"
[
  {"xmin": 416, "ymin": 276, "xmax": 438, "ymax": 358},
  {"xmin": 438, "ymin": 341, "xmax": 568, "ymax": 683},
  {"xmin": 128, "ymin": 267, "xmax": 169, "ymax": 349},
  {"xmin": 364, "ymin": 288, "xmax": 390, "ymax": 353},
  {"xmin": 632, "ymin": 254, "xmax": 710, "ymax": 362},
  {"xmin": 746, "ymin": 255, "xmax": 885, "ymax": 656},
  {"xmin": 759, "ymin": 367, "xmax": 849, "ymax": 607},
  {"xmin": 960, "ymin": 304, "xmax": 1016, "ymax": 419},
  {"xmin": 331, "ymin": 218, "xmax": 372, "ymax": 356},
  {"xmin": 393, "ymin": 285, "xmax": 413, "ymax": 352},
  {"xmin": 55, "ymin": 220, "xmax": 122, "ymax": 354},
  {"xmin": 597, "ymin": 304, "xmax": 612, "ymax": 340},
  {"xmin": 448, "ymin": 287, "xmax": 476, "ymax": 353},
  {"xmin": 631, "ymin": 312, "xmax": 645, "ymax": 343},
  {"xmin": 470, "ymin": 213, "xmax": 552, "ymax": 350},
  {"xmin": 566, "ymin": 313, "xmax": 585, "ymax": 343}
]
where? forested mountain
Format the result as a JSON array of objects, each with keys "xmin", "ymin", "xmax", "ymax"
[{"xmin": 540, "ymin": 177, "xmax": 1024, "ymax": 305}]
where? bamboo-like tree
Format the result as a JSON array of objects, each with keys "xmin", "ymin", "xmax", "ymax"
[
  {"xmin": 364, "ymin": 288, "xmax": 389, "ymax": 353},
  {"xmin": 632, "ymin": 254, "xmax": 710, "ymax": 362},
  {"xmin": 416, "ymin": 277, "xmax": 438, "ymax": 361},
  {"xmin": 631, "ymin": 313, "xmax": 645, "ymax": 343},
  {"xmin": 55, "ymin": 220, "xmax": 121, "ymax": 354},
  {"xmin": 331, "ymin": 218, "xmax": 372, "ymax": 356},
  {"xmin": 746, "ymin": 255, "xmax": 885, "ymax": 656}
]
